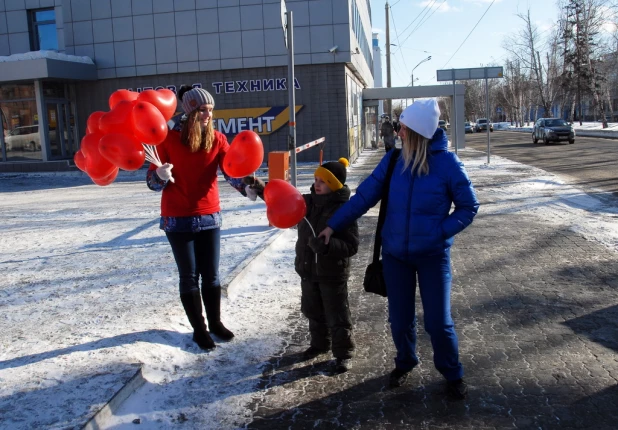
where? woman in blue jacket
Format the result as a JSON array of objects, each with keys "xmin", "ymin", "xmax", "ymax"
[{"xmin": 319, "ymin": 98, "xmax": 479, "ymax": 399}]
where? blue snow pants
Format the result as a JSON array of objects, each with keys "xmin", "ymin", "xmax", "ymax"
[{"xmin": 382, "ymin": 249, "xmax": 463, "ymax": 381}]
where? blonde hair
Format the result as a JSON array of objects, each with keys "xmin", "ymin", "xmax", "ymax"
[
  {"xmin": 180, "ymin": 109, "xmax": 215, "ymax": 152},
  {"xmin": 401, "ymin": 125, "xmax": 430, "ymax": 176}
]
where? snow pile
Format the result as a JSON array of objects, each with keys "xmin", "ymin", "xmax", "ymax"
[{"xmin": 0, "ymin": 50, "xmax": 94, "ymax": 64}]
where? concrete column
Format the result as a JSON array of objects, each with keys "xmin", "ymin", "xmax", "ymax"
[
  {"xmin": 453, "ymin": 85, "xmax": 466, "ymax": 149},
  {"xmin": 34, "ymin": 80, "xmax": 50, "ymax": 162}
]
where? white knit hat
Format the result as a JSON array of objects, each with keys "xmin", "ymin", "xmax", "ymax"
[{"xmin": 399, "ymin": 98, "xmax": 440, "ymax": 139}]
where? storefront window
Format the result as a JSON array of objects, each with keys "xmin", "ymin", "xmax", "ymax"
[
  {"xmin": 0, "ymin": 84, "xmax": 35, "ymax": 101},
  {"xmin": 1, "ymin": 99, "xmax": 42, "ymax": 161},
  {"xmin": 43, "ymin": 82, "xmax": 66, "ymax": 98}
]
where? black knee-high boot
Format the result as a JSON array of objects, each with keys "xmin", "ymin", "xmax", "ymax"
[
  {"xmin": 180, "ymin": 290, "xmax": 216, "ymax": 350},
  {"xmin": 202, "ymin": 286, "xmax": 234, "ymax": 340}
]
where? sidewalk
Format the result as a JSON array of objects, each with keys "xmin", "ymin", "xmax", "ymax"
[
  {"xmin": 2, "ymin": 147, "xmax": 618, "ymax": 429},
  {"xmin": 245, "ymin": 149, "xmax": 618, "ymax": 429}
]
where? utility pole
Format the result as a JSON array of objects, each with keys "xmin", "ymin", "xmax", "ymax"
[
  {"xmin": 385, "ymin": 2, "xmax": 391, "ymax": 118},
  {"xmin": 575, "ymin": 3, "xmax": 582, "ymax": 125}
]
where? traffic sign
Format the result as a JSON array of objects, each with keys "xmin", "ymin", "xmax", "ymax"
[{"xmin": 436, "ymin": 67, "xmax": 504, "ymax": 81}]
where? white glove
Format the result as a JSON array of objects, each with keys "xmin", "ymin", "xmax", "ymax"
[
  {"xmin": 156, "ymin": 163, "xmax": 174, "ymax": 182},
  {"xmin": 245, "ymin": 185, "xmax": 258, "ymax": 201}
]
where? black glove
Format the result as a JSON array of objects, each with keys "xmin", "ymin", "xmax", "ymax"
[
  {"xmin": 308, "ymin": 236, "xmax": 329, "ymax": 254},
  {"xmin": 242, "ymin": 176, "xmax": 266, "ymax": 200}
]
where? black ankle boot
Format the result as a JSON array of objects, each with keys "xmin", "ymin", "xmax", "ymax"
[
  {"xmin": 446, "ymin": 378, "xmax": 468, "ymax": 400},
  {"xmin": 180, "ymin": 290, "xmax": 215, "ymax": 350},
  {"xmin": 202, "ymin": 286, "xmax": 234, "ymax": 340}
]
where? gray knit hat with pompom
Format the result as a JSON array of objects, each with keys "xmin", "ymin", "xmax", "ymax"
[{"xmin": 181, "ymin": 88, "xmax": 215, "ymax": 113}]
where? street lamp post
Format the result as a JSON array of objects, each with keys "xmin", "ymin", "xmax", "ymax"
[{"xmin": 410, "ymin": 55, "xmax": 431, "ymax": 103}]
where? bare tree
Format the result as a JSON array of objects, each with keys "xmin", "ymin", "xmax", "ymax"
[
  {"xmin": 501, "ymin": 60, "xmax": 529, "ymax": 126},
  {"xmin": 560, "ymin": 0, "xmax": 612, "ymax": 126},
  {"xmin": 502, "ymin": 9, "xmax": 561, "ymax": 118}
]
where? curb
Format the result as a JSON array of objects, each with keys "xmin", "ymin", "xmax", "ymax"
[
  {"xmin": 221, "ymin": 228, "xmax": 286, "ymax": 300},
  {"xmin": 82, "ymin": 364, "xmax": 145, "ymax": 430}
]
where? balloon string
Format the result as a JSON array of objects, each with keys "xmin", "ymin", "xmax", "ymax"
[
  {"xmin": 303, "ymin": 217, "xmax": 316, "ymax": 237},
  {"xmin": 143, "ymin": 144, "xmax": 162, "ymax": 167},
  {"xmin": 303, "ymin": 217, "xmax": 318, "ymax": 265},
  {"xmin": 144, "ymin": 144, "xmax": 177, "ymax": 185}
]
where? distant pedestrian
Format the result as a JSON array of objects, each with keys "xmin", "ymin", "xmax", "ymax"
[
  {"xmin": 381, "ymin": 119, "xmax": 396, "ymax": 152},
  {"xmin": 319, "ymin": 99, "xmax": 479, "ymax": 399},
  {"xmin": 146, "ymin": 85, "xmax": 256, "ymax": 351}
]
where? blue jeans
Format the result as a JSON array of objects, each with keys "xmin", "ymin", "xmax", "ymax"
[
  {"xmin": 165, "ymin": 229, "xmax": 221, "ymax": 294},
  {"xmin": 382, "ymin": 249, "xmax": 463, "ymax": 381}
]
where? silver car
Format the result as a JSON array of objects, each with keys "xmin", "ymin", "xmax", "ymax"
[{"xmin": 532, "ymin": 118, "xmax": 575, "ymax": 144}]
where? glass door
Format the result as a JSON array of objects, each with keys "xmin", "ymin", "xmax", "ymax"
[
  {"xmin": 47, "ymin": 101, "xmax": 75, "ymax": 159},
  {"xmin": 364, "ymin": 105, "xmax": 378, "ymax": 149}
]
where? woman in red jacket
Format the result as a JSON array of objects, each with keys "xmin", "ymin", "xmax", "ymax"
[{"xmin": 147, "ymin": 86, "xmax": 249, "ymax": 350}]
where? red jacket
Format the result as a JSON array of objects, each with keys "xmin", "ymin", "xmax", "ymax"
[{"xmin": 148, "ymin": 130, "xmax": 230, "ymax": 217}]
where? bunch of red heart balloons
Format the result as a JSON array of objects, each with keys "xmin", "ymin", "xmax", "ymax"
[
  {"xmin": 74, "ymin": 89, "xmax": 177, "ymax": 186},
  {"xmin": 263, "ymin": 179, "xmax": 307, "ymax": 229}
]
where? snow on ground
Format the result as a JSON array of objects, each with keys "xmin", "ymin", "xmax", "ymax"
[
  {"xmin": 463, "ymin": 154, "xmax": 618, "ymax": 253},
  {"xmin": 1, "ymin": 148, "xmax": 617, "ymax": 429}
]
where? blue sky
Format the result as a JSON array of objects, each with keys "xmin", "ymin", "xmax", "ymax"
[{"xmin": 370, "ymin": 0, "xmax": 559, "ymax": 87}]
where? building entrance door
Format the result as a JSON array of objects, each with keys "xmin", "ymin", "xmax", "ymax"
[{"xmin": 47, "ymin": 101, "xmax": 75, "ymax": 159}]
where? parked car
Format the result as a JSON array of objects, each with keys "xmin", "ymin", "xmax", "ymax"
[
  {"xmin": 4, "ymin": 125, "xmax": 42, "ymax": 151},
  {"xmin": 475, "ymin": 119, "xmax": 493, "ymax": 132},
  {"xmin": 438, "ymin": 120, "xmax": 448, "ymax": 131},
  {"xmin": 532, "ymin": 118, "xmax": 575, "ymax": 144},
  {"xmin": 464, "ymin": 121, "xmax": 474, "ymax": 133}
]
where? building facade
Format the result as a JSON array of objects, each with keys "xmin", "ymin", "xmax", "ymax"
[
  {"xmin": 0, "ymin": 0, "xmax": 374, "ymax": 170},
  {"xmin": 371, "ymin": 31, "xmax": 382, "ymax": 116}
]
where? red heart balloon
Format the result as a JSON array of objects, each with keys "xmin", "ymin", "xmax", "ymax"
[
  {"xmin": 85, "ymin": 151, "xmax": 117, "ymax": 180},
  {"xmin": 132, "ymin": 101, "xmax": 168, "ymax": 145},
  {"xmin": 137, "ymin": 89, "xmax": 178, "ymax": 121},
  {"xmin": 91, "ymin": 167, "xmax": 119, "ymax": 186},
  {"xmin": 87, "ymin": 111, "xmax": 106, "ymax": 134},
  {"xmin": 80, "ymin": 132, "xmax": 105, "ymax": 158},
  {"xmin": 99, "ymin": 100, "xmax": 136, "ymax": 135},
  {"xmin": 109, "ymin": 89, "xmax": 139, "ymax": 110},
  {"xmin": 223, "ymin": 130, "xmax": 264, "ymax": 178},
  {"xmin": 264, "ymin": 179, "xmax": 307, "ymax": 229},
  {"xmin": 74, "ymin": 149, "xmax": 87, "ymax": 171},
  {"xmin": 99, "ymin": 133, "xmax": 146, "ymax": 171}
]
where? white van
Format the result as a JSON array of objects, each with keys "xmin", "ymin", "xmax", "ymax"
[{"xmin": 4, "ymin": 126, "xmax": 42, "ymax": 151}]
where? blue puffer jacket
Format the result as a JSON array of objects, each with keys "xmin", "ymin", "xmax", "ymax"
[{"xmin": 328, "ymin": 128, "xmax": 479, "ymax": 260}]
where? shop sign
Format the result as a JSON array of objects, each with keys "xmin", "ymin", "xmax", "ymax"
[
  {"xmin": 127, "ymin": 78, "xmax": 301, "ymax": 95},
  {"xmin": 211, "ymin": 78, "xmax": 300, "ymax": 94},
  {"xmin": 213, "ymin": 105, "xmax": 303, "ymax": 136}
]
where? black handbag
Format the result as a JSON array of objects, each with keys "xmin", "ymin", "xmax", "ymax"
[{"xmin": 363, "ymin": 149, "xmax": 400, "ymax": 297}]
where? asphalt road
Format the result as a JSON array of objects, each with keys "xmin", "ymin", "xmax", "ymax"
[{"xmin": 460, "ymin": 130, "xmax": 618, "ymax": 198}]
